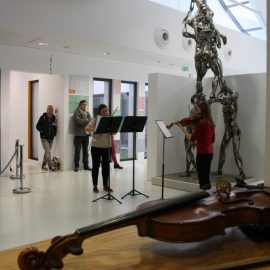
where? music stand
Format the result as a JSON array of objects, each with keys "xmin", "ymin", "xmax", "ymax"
[
  {"xmin": 92, "ymin": 116, "xmax": 123, "ymax": 204},
  {"xmin": 121, "ymin": 116, "xmax": 148, "ymax": 199},
  {"xmin": 156, "ymin": 120, "xmax": 174, "ymax": 199}
]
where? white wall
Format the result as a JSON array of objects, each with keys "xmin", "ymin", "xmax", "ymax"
[
  {"xmin": 264, "ymin": 1, "xmax": 270, "ymax": 186},
  {"xmin": 148, "ymin": 73, "xmax": 266, "ymax": 181},
  {"xmin": 9, "ymin": 71, "xmax": 64, "ymax": 166},
  {"xmin": 1, "ymin": 45, "xmax": 161, "ymax": 171},
  {"xmin": 148, "ymin": 73, "xmax": 196, "ymax": 180}
]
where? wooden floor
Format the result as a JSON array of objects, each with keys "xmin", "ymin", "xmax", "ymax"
[{"xmin": 1, "ymin": 226, "xmax": 270, "ymax": 270}]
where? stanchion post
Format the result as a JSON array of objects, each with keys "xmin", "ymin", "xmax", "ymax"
[
  {"xmin": 13, "ymin": 144, "xmax": 31, "ymax": 194},
  {"xmin": 10, "ymin": 140, "xmax": 20, "ymax": 180}
]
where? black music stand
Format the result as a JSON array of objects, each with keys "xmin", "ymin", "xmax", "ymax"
[
  {"xmin": 156, "ymin": 120, "xmax": 174, "ymax": 199},
  {"xmin": 121, "ymin": 116, "xmax": 148, "ymax": 199},
  {"xmin": 92, "ymin": 116, "xmax": 123, "ymax": 204}
]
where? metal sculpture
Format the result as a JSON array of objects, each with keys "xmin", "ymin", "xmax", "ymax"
[
  {"xmin": 182, "ymin": 0, "xmax": 246, "ymax": 183},
  {"xmin": 208, "ymin": 91, "xmax": 246, "ymax": 182},
  {"xmin": 182, "ymin": 108, "xmax": 196, "ymax": 177},
  {"xmin": 182, "ymin": 0, "xmax": 228, "ymax": 102}
]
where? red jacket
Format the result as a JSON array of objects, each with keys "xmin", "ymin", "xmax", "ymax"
[{"xmin": 190, "ymin": 118, "xmax": 215, "ymax": 154}]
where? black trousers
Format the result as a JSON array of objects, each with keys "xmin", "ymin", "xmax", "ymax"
[
  {"xmin": 196, "ymin": 153, "xmax": 213, "ymax": 190},
  {"xmin": 74, "ymin": 136, "xmax": 89, "ymax": 168},
  {"xmin": 91, "ymin": 146, "xmax": 111, "ymax": 186}
]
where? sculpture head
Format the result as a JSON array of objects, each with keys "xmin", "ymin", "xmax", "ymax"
[
  {"xmin": 194, "ymin": 0, "xmax": 208, "ymax": 11},
  {"xmin": 194, "ymin": 0, "xmax": 214, "ymax": 21}
]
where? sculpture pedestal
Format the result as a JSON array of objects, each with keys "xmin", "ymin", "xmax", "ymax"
[{"xmin": 152, "ymin": 172, "xmax": 257, "ymax": 192}]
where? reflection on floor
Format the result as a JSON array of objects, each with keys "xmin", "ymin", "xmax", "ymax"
[
  {"xmin": 152, "ymin": 172, "xmax": 258, "ymax": 192},
  {"xmin": 0, "ymin": 159, "xmax": 186, "ymax": 251}
]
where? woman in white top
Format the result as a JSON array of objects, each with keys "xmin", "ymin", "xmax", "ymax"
[{"xmin": 85, "ymin": 104, "xmax": 112, "ymax": 193}]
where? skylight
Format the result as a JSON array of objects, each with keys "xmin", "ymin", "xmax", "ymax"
[{"xmin": 149, "ymin": 0, "xmax": 266, "ymax": 40}]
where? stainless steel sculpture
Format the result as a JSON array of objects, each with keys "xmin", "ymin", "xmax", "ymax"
[
  {"xmin": 183, "ymin": 0, "xmax": 228, "ymax": 102},
  {"xmin": 182, "ymin": 0, "xmax": 246, "ymax": 183},
  {"xmin": 208, "ymin": 91, "xmax": 246, "ymax": 181},
  {"xmin": 182, "ymin": 108, "xmax": 196, "ymax": 177}
]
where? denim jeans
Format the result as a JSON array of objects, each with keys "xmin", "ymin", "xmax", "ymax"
[{"xmin": 41, "ymin": 138, "xmax": 53, "ymax": 168}]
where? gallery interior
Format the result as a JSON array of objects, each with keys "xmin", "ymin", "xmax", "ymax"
[{"xmin": 1, "ymin": 0, "xmax": 270, "ymax": 269}]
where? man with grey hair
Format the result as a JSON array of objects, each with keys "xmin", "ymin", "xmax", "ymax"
[
  {"xmin": 36, "ymin": 105, "xmax": 57, "ymax": 171},
  {"xmin": 73, "ymin": 100, "xmax": 92, "ymax": 172}
]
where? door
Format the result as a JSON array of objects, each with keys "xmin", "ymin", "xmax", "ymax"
[{"xmin": 28, "ymin": 80, "xmax": 39, "ymax": 160}]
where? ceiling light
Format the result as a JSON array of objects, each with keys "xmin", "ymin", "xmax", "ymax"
[
  {"xmin": 38, "ymin": 42, "xmax": 49, "ymax": 46},
  {"xmin": 63, "ymin": 45, "xmax": 70, "ymax": 49},
  {"xmin": 103, "ymin": 52, "xmax": 111, "ymax": 55}
]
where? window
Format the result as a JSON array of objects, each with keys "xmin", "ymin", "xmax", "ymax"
[
  {"xmin": 149, "ymin": 0, "xmax": 266, "ymax": 40},
  {"xmin": 219, "ymin": 0, "xmax": 266, "ymax": 40},
  {"xmin": 144, "ymin": 84, "xmax": 148, "ymax": 159},
  {"xmin": 120, "ymin": 81, "xmax": 137, "ymax": 161},
  {"xmin": 93, "ymin": 78, "xmax": 112, "ymax": 117}
]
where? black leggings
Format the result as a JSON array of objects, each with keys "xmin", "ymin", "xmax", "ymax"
[
  {"xmin": 91, "ymin": 147, "xmax": 111, "ymax": 186},
  {"xmin": 196, "ymin": 153, "xmax": 213, "ymax": 190}
]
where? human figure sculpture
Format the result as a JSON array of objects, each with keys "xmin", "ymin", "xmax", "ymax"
[
  {"xmin": 182, "ymin": 108, "xmax": 197, "ymax": 177},
  {"xmin": 182, "ymin": 0, "xmax": 228, "ymax": 101},
  {"xmin": 167, "ymin": 107, "xmax": 197, "ymax": 177},
  {"xmin": 182, "ymin": 0, "xmax": 246, "ymax": 185},
  {"xmin": 208, "ymin": 90, "xmax": 246, "ymax": 182}
]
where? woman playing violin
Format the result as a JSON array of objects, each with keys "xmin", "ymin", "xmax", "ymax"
[
  {"xmin": 177, "ymin": 102, "xmax": 215, "ymax": 190},
  {"xmin": 85, "ymin": 104, "xmax": 113, "ymax": 193}
]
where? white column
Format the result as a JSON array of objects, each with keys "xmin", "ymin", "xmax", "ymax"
[
  {"xmin": 264, "ymin": 2, "xmax": 270, "ymax": 185},
  {"xmin": 1, "ymin": 69, "xmax": 11, "ymax": 176}
]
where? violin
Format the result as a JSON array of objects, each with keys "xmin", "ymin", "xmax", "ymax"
[
  {"xmin": 17, "ymin": 185, "xmax": 270, "ymax": 270},
  {"xmin": 167, "ymin": 114, "xmax": 203, "ymax": 129}
]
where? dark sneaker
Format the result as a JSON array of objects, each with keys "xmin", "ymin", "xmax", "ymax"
[
  {"xmin": 84, "ymin": 166, "xmax": 92, "ymax": 171},
  {"xmin": 114, "ymin": 164, "xmax": 123, "ymax": 169},
  {"xmin": 93, "ymin": 186, "xmax": 99, "ymax": 193},
  {"xmin": 74, "ymin": 168, "xmax": 79, "ymax": 172},
  {"xmin": 200, "ymin": 183, "xmax": 211, "ymax": 190},
  {"xmin": 49, "ymin": 167, "xmax": 56, "ymax": 172},
  {"xmin": 104, "ymin": 186, "xmax": 113, "ymax": 192},
  {"xmin": 42, "ymin": 166, "xmax": 48, "ymax": 171}
]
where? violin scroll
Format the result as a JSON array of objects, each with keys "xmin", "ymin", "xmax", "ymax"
[{"xmin": 216, "ymin": 180, "xmax": 232, "ymax": 201}]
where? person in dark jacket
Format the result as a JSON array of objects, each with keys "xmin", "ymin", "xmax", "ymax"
[{"xmin": 36, "ymin": 105, "xmax": 57, "ymax": 171}]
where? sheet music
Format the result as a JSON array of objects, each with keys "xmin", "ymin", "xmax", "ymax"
[
  {"xmin": 156, "ymin": 120, "xmax": 173, "ymax": 138},
  {"xmin": 95, "ymin": 115, "xmax": 102, "ymax": 132}
]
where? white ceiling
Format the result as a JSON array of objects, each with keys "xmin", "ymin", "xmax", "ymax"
[
  {"xmin": 0, "ymin": 0, "xmax": 266, "ymax": 74},
  {"xmin": 0, "ymin": 28, "xmax": 194, "ymax": 71}
]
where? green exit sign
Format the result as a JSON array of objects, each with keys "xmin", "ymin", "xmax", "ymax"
[{"xmin": 182, "ymin": 66, "xmax": 189, "ymax": 72}]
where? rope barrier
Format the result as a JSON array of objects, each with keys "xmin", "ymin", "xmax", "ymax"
[{"xmin": 0, "ymin": 149, "xmax": 17, "ymax": 176}]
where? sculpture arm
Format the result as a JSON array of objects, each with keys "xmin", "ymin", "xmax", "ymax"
[{"xmin": 182, "ymin": 19, "xmax": 196, "ymax": 40}]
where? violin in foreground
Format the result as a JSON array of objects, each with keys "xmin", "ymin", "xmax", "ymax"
[{"xmin": 18, "ymin": 183, "xmax": 270, "ymax": 270}]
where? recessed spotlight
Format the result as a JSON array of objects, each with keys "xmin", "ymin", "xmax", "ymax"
[
  {"xmin": 104, "ymin": 52, "xmax": 111, "ymax": 55},
  {"xmin": 38, "ymin": 42, "xmax": 49, "ymax": 46}
]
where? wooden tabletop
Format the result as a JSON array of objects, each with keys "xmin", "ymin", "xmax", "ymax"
[{"xmin": 1, "ymin": 225, "xmax": 270, "ymax": 270}]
